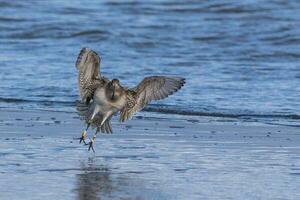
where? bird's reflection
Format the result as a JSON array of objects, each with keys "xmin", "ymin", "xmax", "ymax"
[
  {"xmin": 76, "ymin": 157, "xmax": 113, "ymax": 200},
  {"xmin": 75, "ymin": 157, "xmax": 149, "ymax": 200}
]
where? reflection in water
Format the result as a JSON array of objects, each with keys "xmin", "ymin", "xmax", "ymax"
[
  {"xmin": 76, "ymin": 157, "xmax": 113, "ymax": 200},
  {"xmin": 75, "ymin": 156, "xmax": 173, "ymax": 200}
]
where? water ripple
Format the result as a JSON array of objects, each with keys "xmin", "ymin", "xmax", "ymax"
[{"xmin": 0, "ymin": 0, "xmax": 300, "ymax": 125}]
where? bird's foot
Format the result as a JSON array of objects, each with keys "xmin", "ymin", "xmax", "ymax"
[
  {"xmin": 87, "ymin": 140, "xmax": 95, "ymax": 152},
  {"xmin": 87, "ymin": 134, "xmax": 97, "ymax": 152},
  {"xmin": 79, "ymin": 130, "xmax": 87, "ymax": 144}
]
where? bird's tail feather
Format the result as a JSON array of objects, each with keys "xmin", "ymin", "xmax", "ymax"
[
  {"xmin": 76, "ymin": 100, "xmax": 94, "ymax": 122},
  {"xmin": 100, "ymin": 116, "xmax": 113, "ymax": 134},
  {"xmin": 76, "ymin": 101, "xmax": 113, "ymax": 133}
]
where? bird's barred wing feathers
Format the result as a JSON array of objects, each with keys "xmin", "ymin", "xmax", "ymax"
[
  {"xmin": 76, "ymin": 47, "xmax": 103, "ymax": 103},
  {"xmin": 120, "ymin": 76, "xmax": 185, "ymax": 122}
]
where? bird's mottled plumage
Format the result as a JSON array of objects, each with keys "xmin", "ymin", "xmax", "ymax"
[
  {"xmin": 75, "ymin": 47, "xmax": 185, "ymax": 151},
  {"xmin": 76, "ymin": 47, "xmax": 108, "ymax": 104},
  {"xmin": 120, "ymin": 76, "xmax": 185, "ymax": 122},
  {"xmin": 75, "ymin": 47, "xmax": 112, "ymax": 134}
]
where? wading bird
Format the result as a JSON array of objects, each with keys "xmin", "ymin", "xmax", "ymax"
[{"xmin": 75, "ymin": 48, "xmax": 185, "ymax": 152}]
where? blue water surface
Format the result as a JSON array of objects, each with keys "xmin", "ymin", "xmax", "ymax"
[{"xmin": 0, "ymin": 0, "xmax": 300, "ymax": 125}]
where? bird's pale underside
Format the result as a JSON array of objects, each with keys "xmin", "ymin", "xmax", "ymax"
[{"xmin": 75, "ymin": 47, "xmax": 185, "ymax": 151}]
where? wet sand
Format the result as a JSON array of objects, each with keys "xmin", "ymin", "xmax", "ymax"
[{"xmin": 0, "ymin": 110, "xmax": 299, "ymax": 200}]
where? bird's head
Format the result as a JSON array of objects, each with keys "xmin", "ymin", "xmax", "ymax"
[{"xmin": 106, "ymin": 79, "xmax": 124, "ymax": 101}]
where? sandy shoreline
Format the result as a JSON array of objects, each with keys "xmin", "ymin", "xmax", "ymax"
[{"xmin": 0, "ymin": 109, "xmax": 299, "ymax": 199}]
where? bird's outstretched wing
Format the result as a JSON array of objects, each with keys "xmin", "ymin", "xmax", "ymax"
[
  {"xmin": 76, "ymin": 47, "xmax": 104, "ymax": 103},
  {"xmin": 120, "ymin": 76, "xmax": 185, "ymax": 122}
]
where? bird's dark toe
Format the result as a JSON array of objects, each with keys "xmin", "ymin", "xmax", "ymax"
[{"xmin": 88, "ymin": 141, "xmax": 95, "ymax": 152}]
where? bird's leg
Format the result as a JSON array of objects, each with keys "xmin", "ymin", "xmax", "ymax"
[
  {"xmin": 79, "ymin": 107, "xmax": 98, "ymax": 144},
  {"xmin": 100, "ymin": 112, "xmax": 111, "ymax": 127},
  {"xmin": 79, "ymin": 106, "xmax": 99, "ymax": 144},
  {"xmin": 99, "ymin": 113, "xmax": 112, "ymax": 134},
  {"xmin": 88, "ymin": 128, "xmax": 99, "ymax": 152},
  {"xmin": 79, "ymin": 123, "xmax": 90, "ymax": 144}
]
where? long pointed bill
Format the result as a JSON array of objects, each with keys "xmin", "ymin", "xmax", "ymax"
[{"xmin": 111, "ymin": 85, "xmax": 115, "ymax": 99}]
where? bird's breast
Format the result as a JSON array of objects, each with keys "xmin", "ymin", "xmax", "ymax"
[
  {"xmin": 94, "ymin": 88, "xmax": 108, "ymax": 105},
  {"xmin": 94, "ymin": 87, "xmax": 126, "ymax": 112}
]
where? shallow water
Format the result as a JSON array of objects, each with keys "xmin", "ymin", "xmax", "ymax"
[
  {"xmin": 0, "ymin": 110, "xmax": 300, "ymax": 200},
  {"xmin": 2, "ymin": 137, "xmax": 300, "ymax": 200},
  {"xmin": 0, "ymin": 0, "xmax": 300, "ymax": 124}
]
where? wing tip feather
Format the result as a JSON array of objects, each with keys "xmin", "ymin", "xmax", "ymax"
[
  {"xmin": 75, "ymin": 47, "xmax": 101, "ymax": 70},
  {"xmin": 76, "ymin": 47, "xmax": 89, "ymax": 69}
]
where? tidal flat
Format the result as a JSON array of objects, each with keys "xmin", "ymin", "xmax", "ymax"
[{"xmin": 0, "ymin": 110, "xmax": 299, "ymax": 200}]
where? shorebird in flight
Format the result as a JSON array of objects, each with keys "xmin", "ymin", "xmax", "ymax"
[{"xmin": 75, "ymin": 48, "xmax": 185, "ymax": 152}]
